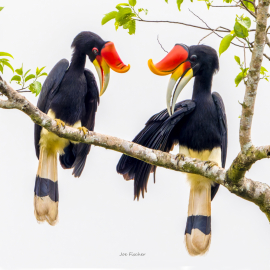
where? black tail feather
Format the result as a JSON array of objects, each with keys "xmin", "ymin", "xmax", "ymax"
[
  {"xmin": 117, "ymin": 101, "xmax": 196, "ymax": 200},
  {"xmin": 59, "ymin": 143, "xmax": 91, "ymax": 178}
]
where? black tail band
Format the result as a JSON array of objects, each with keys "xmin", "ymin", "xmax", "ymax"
[
  {"xmin": 185, "ymin": 215, "xmax": 211, "ymax": 235},
  {"xmin": 34, "ymin": 176, "xmax": 59, "ymax": 202}
]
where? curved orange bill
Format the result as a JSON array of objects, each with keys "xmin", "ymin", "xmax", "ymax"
[
  {"xmin": 148, "ymin": 44, "xmax": 194, "ymax": 115},
  {"xmin": 93, "ymin": 41, "xmax": 130, "ymax": 96},
  {"xmin": 148, "ymin": 44, "xmax": 189, "ymax": 75}
]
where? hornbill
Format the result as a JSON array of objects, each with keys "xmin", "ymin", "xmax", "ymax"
[
  {"xmin": 34, "ymin": 31, "xmax": 130, "ymax": 226},
  {"xmin": 117, "ymin": 44, "xmax": 227, "ymax": 255}
]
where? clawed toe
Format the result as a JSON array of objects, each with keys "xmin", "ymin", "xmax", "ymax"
[
  {"xmin": 55, "ymin": 119, "xmax": 65, "ymax": 129},
  {"xmin": 204, "ymin": 160, "xmax": 218, "ymax": 171},
  {"xmin": 78, "ymin": 126, "xmax": 89, "ymax": 136},
  {"xmin": 175, "ymin": 153, "xmax": 186, "ymax": 163}
]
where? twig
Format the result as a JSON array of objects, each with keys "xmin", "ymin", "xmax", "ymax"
[
  {"xmin": 239, "ymin": 0, "xmax": 257, "ymax": 17},
  {"xmin": 157, "ymin": 35, "xmax": 168, "ymax": 53},
  {"xmin": 211, "ymin": 5, "xmax": 239, "ymax": 7},
  {"xmin": 134, "ymin": 18, "xmax": 261, "ymax": 34},
  {"xmin": 198, "ymin": 26, "xmax": 223, "ymax": 44},
  {"xmin": 235, "ymin": 36, "xmax": 247, "ymax": 68},
  {"xmin": 188, "ymin": 9, "xmax": 251, "ymax": 49},
  {"xmin": 134, "ymin": 18, "xmax": 231, "ymax": 32},
  {"xmin": 16, "ymin": 90, "xmax": 31, "ymax": 93}
]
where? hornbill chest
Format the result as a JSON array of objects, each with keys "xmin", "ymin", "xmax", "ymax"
[
  {"xmin": 175, "ymin": 96, "xmax": 221, "ymax": 152},
  {"xmin": 49, "ymin": 73, "xmax": 88, "ymax": 126}
]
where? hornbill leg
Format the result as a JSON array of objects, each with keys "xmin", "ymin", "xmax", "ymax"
[
  {"xmin": 55, "ymin": 119, "xmax": 66, "ymax": 129},
  {"xmin": 204, "ymin": 160, "xmax": 219, "ymax": 171},
  {"xmin": 78, "ymin": 126, "xmax": 89, "ymax": 136}
]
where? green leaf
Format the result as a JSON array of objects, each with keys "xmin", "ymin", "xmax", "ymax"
[
  {"xmin": 243, "ymin": 1, "xmax": 255, "ymax": 12},
  {"xmin": 0, "ymin": 52, "xmax": 13, "ymax": 59},
  {"xmin": 261, "ymin": 66, "xmax": 268, "ymax": 74},
  {"xmin": 0, "ymin": 7, "xmax": 4, "ymax": 11},
  {"xmin": 219, "ymin": 34, "xmax": 235, "ymax": 56},
  {"xmin": 0, "ymin": 58, "xmax": 9, "ymax": 64},
  {"xmin": 265, "ymin": 77, "xmax": 269, "ymax": 82},
  {"xmin": 235, "ymin": 72, "xmax": 244, "ymax": 87},
  {"xmin": 237, "ymin": 16, "xmax": 251, "ymax": 29},
  {"xmin": 36, "ymin": 66, "xmax": 46, "ymax": 76},
  {"xmin": 116, "ymin": 3, "xmax": 129, "ymax": 10},
  {"xmin": 2, "ymin": 61, "xmax": 14, "ymax": 72},
  {"xmin": 234, "ymin": 22, "xmax": 249, "ymax": 38},
  {"xmin": 29, "ymin": 81, "xmax": 42, "ymax": 96},
  {"xmin": 102, "ymin": 11, "xmax": 118, "ymax": 25},
  {"xmin": 128, "ymin": 20, "xmax": 136, "ymax": 35},
  {"xmin": 129, "ymin": 0, "xmax": 136, "ymax": 6},
  {"xmin": 15, "ymin": 65, "xmax": 23, "ymax": 75},
  {"xmin": 115, "ymin": 21, "xmax": 120, "ymax": 30},
  {"xmin": 39, "ymin": 72, "xmax": 48, "ymax": 77},
  {"xmin": 0, "ymin": 64, "xmax": 3, "ymax": 74},
  {"xmin": 24, "ymin": 69, "xmax": 31, "ymax": 77},
  {"xmin": 25, "ymin": 74, "xmax": 36, "ymax": 82},
  {"xmin": 234, "ymin": 55, "xmax": 241, "ymax": 65},
  {"xmin": 165, "ymin": 0, "xmax": 168, "ymax": 3},
  {"xmin": 177, "ymin": 0, "xmax": 183, "ymax": 10},
  {"xmin": 10, "ymin": 75, "xmax": 21, "ymax": 82},
  {"xmin": 115, "ymin": 8, "xmax": 134, "ymax": 26},
  {"xmin": 116, "ymin": 7, "xmax": 132, "ymax": 18},
  {"xmin": 138, "ymin": 8, "xmax": 148, "ymax": 14}
]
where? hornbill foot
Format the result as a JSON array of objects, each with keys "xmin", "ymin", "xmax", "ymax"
[
  {"xmin": 78, "ymin": 126, "xmax": 89, "ymax": 136},
  {"xmin": 204, "ymin": 160, "xmax": 219, "ymax": 171},
  {"xmin": 175, "ymin": 153, "xmax": 185, "ymax": 165},
  {"xmin": 55, "ymin": 119, "xmax": 65, "ymax": 129}
]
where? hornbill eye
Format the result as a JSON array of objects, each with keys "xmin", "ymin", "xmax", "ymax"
[
  {"xmin": 92, "ymin": 48, "xmax": 99, "ymax": 55},
  {"xmin": 190, "ymin": 55, "xmax": 197, "ymax": 62}
]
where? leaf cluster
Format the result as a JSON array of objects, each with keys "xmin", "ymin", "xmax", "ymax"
[
  {"xmin": 0, "ymin": 52, "xmax": 14, "ymax": 74},
  {"xmin": 219, "ymin": 15, "xmax": 251, "ymax": 56},
  {"xmin": 234, "ymin": 56, "xmax": 249, "ymax": 86},
  {"xmin": 101, "ymin": 0, "xmax": 145, "ymax": 35},
  {"xmin": 11, "ymin": 65, "xmax": 47, "ymax": 96}
]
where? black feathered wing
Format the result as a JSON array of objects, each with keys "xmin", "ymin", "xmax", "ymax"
[
  {"xmin": 34, "ymin": 59, "xmax": 69, "ymax": 158},
  {"xmin": 210, "ymin": 92, "xmax": 228, "ymax": 200},
  {"xmin": 117, "ymin": 100, "xmax": 196, "ymax": 200},
  {"xmin": 59, "ymin": 69, "xmax": 99, "ymax": 177}
]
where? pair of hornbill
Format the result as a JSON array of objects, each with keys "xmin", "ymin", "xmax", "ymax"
[{"xmin": 34, "ymin": 31, "xmax": 227, "ymax": 256}]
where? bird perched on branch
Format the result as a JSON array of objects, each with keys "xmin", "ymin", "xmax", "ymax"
[
  {"xmin": 34, "ymin": 31, "xmax": 130, "ymax": 226},
  {"xmin": 117, "ymin": 44, "xmax": 227, "ymax": 255}
]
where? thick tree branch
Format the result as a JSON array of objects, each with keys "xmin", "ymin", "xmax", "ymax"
[
  {"xmin": 239, "ymin": 0, "xmax": 270, "ymax": 152},
  {"xmin": 1, "ymin": 77, "xmax": 270, "ymax": 220}
]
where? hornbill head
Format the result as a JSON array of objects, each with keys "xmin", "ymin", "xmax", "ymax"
[
  {"xmin": 72, "ymin": 31, "xmax": 130, "ymax": 96},
  {"xmin": 148, "ymin": 44, "xmax": 219, "ymax": 115}
]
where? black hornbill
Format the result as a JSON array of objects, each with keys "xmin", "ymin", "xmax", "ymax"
[
  {"xmin": 117, "ymin": 44, "xmax": 227, "ymax": 255},
  {"xmin": 34, "ymin": 31, "xmax": 130, "ymax": 225}
]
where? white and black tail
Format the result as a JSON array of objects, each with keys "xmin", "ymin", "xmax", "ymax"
[
  {"xmin": 181, "ymin": 147, "xmax": 222, "ymax": 256},
  {"xmin": 185, "ymin": 178, "xmax": 211, "ymax": 256},
  {"xmin": 34, "ymin": 147, "xmax": 59, "ymax": 226}
]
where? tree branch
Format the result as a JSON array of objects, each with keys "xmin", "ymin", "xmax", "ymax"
[
  {"xmin": 239, "ymin": 0, "xmax": 270, "ymax": 152},
  {"xmin": 134, "ymin": 18, "xmax": 259, "ymax": 33},
  {"xmin": 1, "ymin": 77, "xmax": 270, "ymax": 220}
]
